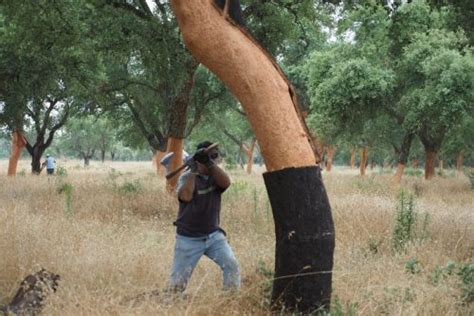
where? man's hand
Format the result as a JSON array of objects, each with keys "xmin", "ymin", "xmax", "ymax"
[
  {"xmin": 193, "ymin": 148, "xmax": 215, "ymax": 168},
  {"xmin": 184, "ymin": 156, "xmax": 198, "ymax": 173}
]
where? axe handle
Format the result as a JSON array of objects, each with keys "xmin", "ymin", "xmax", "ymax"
[
  {"xmin": 165, "ymin": 142, "xmax": 219, "ymax": 180},
  {"xmin": 165, "ymin": 164, "xmax": 188, "ymax": 180}
]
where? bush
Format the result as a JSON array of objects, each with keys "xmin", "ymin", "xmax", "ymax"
[
  {"xmin": 117, "ymin": 180, "xmax": 143, "ymax": 194},
  {"xmin": 463, "ymin": 167, "xmax": 474, "ymax": 189},
  {"xmin": 393, "ymin": 190, "xmax": 417, "ymax": 252}
]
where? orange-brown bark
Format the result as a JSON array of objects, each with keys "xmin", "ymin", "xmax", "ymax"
[
  {"xmin": 7, "ymin": 131, "xmax": 27, "ymax": 176},
  {"xmin": 326, "ymin": 146, "xmax": 336, "ymax": 172},
  {"xmin": 166, "ymin": 137, "xmax": 184, "ymax": 192},
  {"xmin": 456, "ymin": 151, "xmax": 464, "ymax": 172},
  {"xmin": 170, "ymin": 0, "xmax": 316, "ymax": 172},
  {"xmin": 244, "ymin": 138, "xmax": 257, "ymax": 174},
  {"xmin": 393, "ymin": 163, "xmax": 405, "ymax": 183},
  {"xmin": 425, "ymin": 150, "xmax": 436, "ymax": 180},
  {"xmin": 350, "ymin": 148, "xmax": 356, "ymax": 170},
  {"xmin": 154, "ymin": 151, "xmax": 167, "ymax": 176},
  {"xmin": 359, "ymin": 147, "xmax": 368, "ymax": 176}
]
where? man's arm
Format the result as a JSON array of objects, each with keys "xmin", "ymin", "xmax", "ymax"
[
  {"xmin": 209, "ymin": 164, "xmax": 231, "ymax": 190},
  {"xmin": 177, "ymin": 172, "xmax": 197, "ymax": 202}
]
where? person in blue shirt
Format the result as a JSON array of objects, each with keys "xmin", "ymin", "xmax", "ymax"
[{"xmin": 42, "ymin": 154, "xmax": 56, "ymax": 175}]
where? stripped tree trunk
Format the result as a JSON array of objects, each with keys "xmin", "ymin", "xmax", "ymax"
[
  {"xmin": 171, "ymin": 1, "xmax": 334, "ymax": 312},
  {"xmin": 359, "ymin": 147, "xmax": 368, "ymax": 176},
  {"xmin": 7, "ymin": 130, "xmax": 27, "ymax": 176},
  {"xmin": 425, "ymin": 150, "xmax": 437, "ymax": 180},
  {"xmin": 350, "ymin": 147, "xmax": 356, "ymax": 170},
  {"xmin": 154, "ymin": 151, "xmax": 167, "ymax": 176},
  {"xmin": 243, "ymin": 138, "xmax": 257, "ymax": 174},
  {"xmin": 456, "ymin": 151, "xmax": 464, "ymax": 172},
  {"xmin": 326, "ymin": 146, "xmax": 335, "ymax": 172},
  {"xmin": 393, "ymin": 133, "xmax": 414, "ymax": 183},
  {"xmin": 166, "ymin": 137, "xmax": 184, "ymax": 191}
]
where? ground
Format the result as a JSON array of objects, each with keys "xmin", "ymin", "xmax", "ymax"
[{"xmin": 0, "ymin": 159, "xmax": 472, "ymax": 315}]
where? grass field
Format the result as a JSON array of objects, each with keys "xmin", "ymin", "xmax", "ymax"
[{"xmin": 0, "ymin": 159, "xmax": 472, "ymax": 315}]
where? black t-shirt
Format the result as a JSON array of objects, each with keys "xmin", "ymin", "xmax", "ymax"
[{"xmin": 174, "ymin": 172, "xmax": 227, "ymax": 237}]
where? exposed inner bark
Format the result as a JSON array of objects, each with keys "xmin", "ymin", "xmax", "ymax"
[
  {"xmin": 166, "ymin": 137, "xmax": 184, "ymax": 191},
  {"xmin": 359, "ymin": 147, "xmax": 368, "ymax": 176},
  {"xmin": 325, "ymin": 146, "xmax": 335, "ymax": 172},
  {"xmin": 154, "ymin": 151, "xmax": 167, "ymax": 175},
  {"xmin": 425, "ymin": 150, "xmax": 437, "ymax": 180},
  {"xmin": 245, "ymin": 138, "xmax": 257, "ymax": 174},
  {"xmin": 7, "ymin": 130, "xmax": 27, "ymax": 176},
  {"xmin": 264, "ymin": 166, "xmax": 335, "ymax": 313},
  {"xmin": 171, "ymin": 0, "xmax": 316, "ymax": 171},
  {"xmin": 394, "ymin": 163, "xmax": 405, "ymax": 183},
  {"xmin": 350, "ymin": 147, "xmax": 356, "ymax": 170}
]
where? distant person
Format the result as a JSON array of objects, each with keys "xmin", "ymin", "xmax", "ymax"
[
  {"xmin": 160, "ymin": 150, "xmax": 189, "ymax": 174},
  {"xmin": 166, "ymin": 141, "xmax": 240, "ymax": 293},
  {"xmin": 42, "ymin": 154, "xmax": 56, "ymax": 175}
]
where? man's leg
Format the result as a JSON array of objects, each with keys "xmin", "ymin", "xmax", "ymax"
[
  {"xmin": 205, "ymin": 232, "xmax": 240, "ymax": 291},
  {"xmin": 168, "ymin": 236, "xmax": 205, "ymax": 292}
]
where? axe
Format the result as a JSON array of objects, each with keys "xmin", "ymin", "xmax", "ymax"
[{"xmin": 165, "ymin": 143, "xmax": 219, "ymax": 180}]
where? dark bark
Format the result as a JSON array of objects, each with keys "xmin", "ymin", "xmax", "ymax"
[
  {"xmin": 101, "ymin": 150, "xmax": 106, "ymax": 163},
  {"xmin": 397, "ymin": 133, "xmax": 414, "ymax": 166},
  {"xmin": 263, "ymin": 166, "xmax": 335, "ymax": 313},
  {"xmin": 84, "ymin": 156, "xmax": 90, "ymax": 166}
]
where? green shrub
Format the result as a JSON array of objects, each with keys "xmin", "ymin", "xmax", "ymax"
[
  {"xmin": 56, "ymin": 166, "xmax": 68, "ymax": 177},
  {"xmin": 393, "ymin": 190, "xmax": 417, "ymax": 252},
  {"xmin": 57, "ymin": 182, "xmax": 73, "ymax": 217},
  {"xmin": 117, "ymin": 180, "xmax": 143, "ymax": 194},
  {"xmin": 457, "ymin": 263, "xmax": 473, "ymax": 303},
  {"xmin": 463, "ymin": 168, "xmax": 474, "ymax": 189},
  {"xmin": 404, "ymin": 167, "xmax": 423, "ymax": 177}
]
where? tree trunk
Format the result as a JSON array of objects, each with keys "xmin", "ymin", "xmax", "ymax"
[
  {"xmin": 31, "ymin": 149, "xmax": 44, "ymax": 174},
  {"xmin": 101, "ymin": 150, "xmax": 106, "ymax": 163},
  {"xmin": 166, "ymin": 137, "xmax": 184, "ymax": 192},
  {"xmin": 326, "ymin": 146, "xmax": 335, "ymax": 172},
  {"xmin": 425, "ymin": 150, "xmax": 437, "ymax": 180},
  {"xmin": 393, "ymin": 133, "xmax": 414, "ymax": 183},
  {"xmin": 154, "ymin": 151, "xmax": 167, "ymax": 176},
  {"xmin": 171, "ymin": 1, "xmax": 335, "ymax": 312},
  {"xmin": 350, "ymin": 147, "xmax": 356, "ymax": 170},
  {"xmin": 456, "ymin": 151, "xmax": 464, "ymax": 172},
  {"xmin": 359, "ymin": 147, "xmax": 368, "ymax": 176},
  {"xmin": 111, "ymin": 152, "xmax": 116, "ymax": 161},
  {"xmin": 370, "ymin": 160, "xmax": 376, "ymax": 170},
  {"xmin": 394, "ymin": 163, "xmax": 405, "ymax": 183},
  {"xmin": 84, "ymin": 156, "xmax": 90, "ymax": 167},
  {"xmin": 245, "ymin": 138, "xmax": 257, "ymax": 174},
  {"xmin": 7, "ymin": 131, "xmax": 27, "ymax": 176},
  {"xmin": 439, "ymin": 159, "xmax": 444, "ymax": 175}
]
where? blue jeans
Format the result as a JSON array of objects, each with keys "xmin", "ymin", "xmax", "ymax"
[{"xmin": 168, "ymin": 231, "xmax": 240, "ymax": 292}]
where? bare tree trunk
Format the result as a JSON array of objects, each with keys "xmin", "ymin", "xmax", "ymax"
[
  {"xmin": 7, "ymin": 131, "xmax": 27, "ymax": 176},
  {"xmin": 439, "ymin": 159, "xmax": 444, "ymax": 175},
  {"xmin": 350, "ymin": 147, "xmax": 356, "ymax": 169},
  {"xmin": 456, "ymin": 151, "xmax": 464, "ymax": 172},
  {"xmin": 154, "ymin": 151, "xmax": 167, "ymax": 176},
  {"xmin": 326, "ymin": 146, "xmax": 335, "ymax": 172},
  {"xmin": 425, "ymin": 150, "xmax": 437, "ymax": 180},
  {"xmin": 166, "ymin": 137, "xmax": 184, "ymax": 192},
  {"xmin": 359, "ymin": 147, "xmax": 368, "ymax": 176},
  {"xmin": 84, "ymin": 156, "xmax": 90, "ymax": 167},
  {"xmin": 101, "ymin": 150, "xmax": 106, "ymax": 163},
  {"xmin": 394, "ymin": 163, "xmax": 405, "ymax": 183},
  {"xmin": 245, "ymin": 138, "xmax": 257, "ymax": 174},
  {"xmin": 171, "ymin": 1, "xmax": 334, "ymax": 312}
]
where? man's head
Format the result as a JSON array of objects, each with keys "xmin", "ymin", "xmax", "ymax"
[{"xmin": 195, "ymin": 141, "xmax": 220, "ymax": 174}]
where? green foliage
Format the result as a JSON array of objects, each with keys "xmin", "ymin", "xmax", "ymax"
[
  {"xmin": 405, "ymin": 256, "xmax": 421, "ymax": 274},
  {"xmin": 431, "ymin": 261, "xmax": 473, "ymax": 303},
  {"xmin": 57, "ymin": 182, "xmax": 73, "ymax": 217},
  {"xmin": 462, "ymin": 168, "xmax": 474, "ymax": 189},
  {"xmin": 117, "ymin": 180, "xmax": 143, "ymax": 194},
  {"xmin": 56, "ymin": 166, "xmax": 68, "ymax": 177},
  {"xmin": 393, "ymin": 190, "xmax": 417, "ymax": 251},
  {"xmin": 403, "ymin": 167, "xmax": 423, "ymax": 177}
]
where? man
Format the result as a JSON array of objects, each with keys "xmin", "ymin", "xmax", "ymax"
[
  {"xmin": 42, "ymin": 154, "xmax": 56, "ymax": 175},
  {"xmin": 167, "ymin": 141, "xmax": 240, "ymax": 293}
]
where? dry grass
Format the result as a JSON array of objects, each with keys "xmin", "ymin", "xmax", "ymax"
[{"xmin": 0, "ymin": 160, "xmax": 472, "ymax": 315}]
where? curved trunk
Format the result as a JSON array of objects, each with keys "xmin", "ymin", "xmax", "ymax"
[
  {"xmin": 326, "ymin": 146, "xmax": 335, "ymax": 172},
  {"xmin": 245, "ymin": 138, "xmax": 257, "ymax": 174},
  {"xmin": 154, "ymin": 151, "xmax": 167, "ymax": 176},
  {"xmin": 171, "ymin": 1, "xmax": 334, "ymax": 312},
  {"xmin": 394, "ymin": 163, "xmax": 405, "ymax": 183},
  {"xmin": 7, "ymin": 131, "xmax": 27, "ymax": 176},
  {"xmin": 359, "ymin": 147, "xmax": 368, "ymax": 176},
  {"xmin": 166, "ymin": 137, "xmax": 184, "ymax": 192},
  {"xmin": 425, "ymin": 150, "xmax": 437, "ymax": 180},
  {"xmin": 456, "ymin": 151, "xmax": 464, "ymax": 172},
  {"xmin": 350, "ymin": 147, "xmax": 356, "ymax": 169}
]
